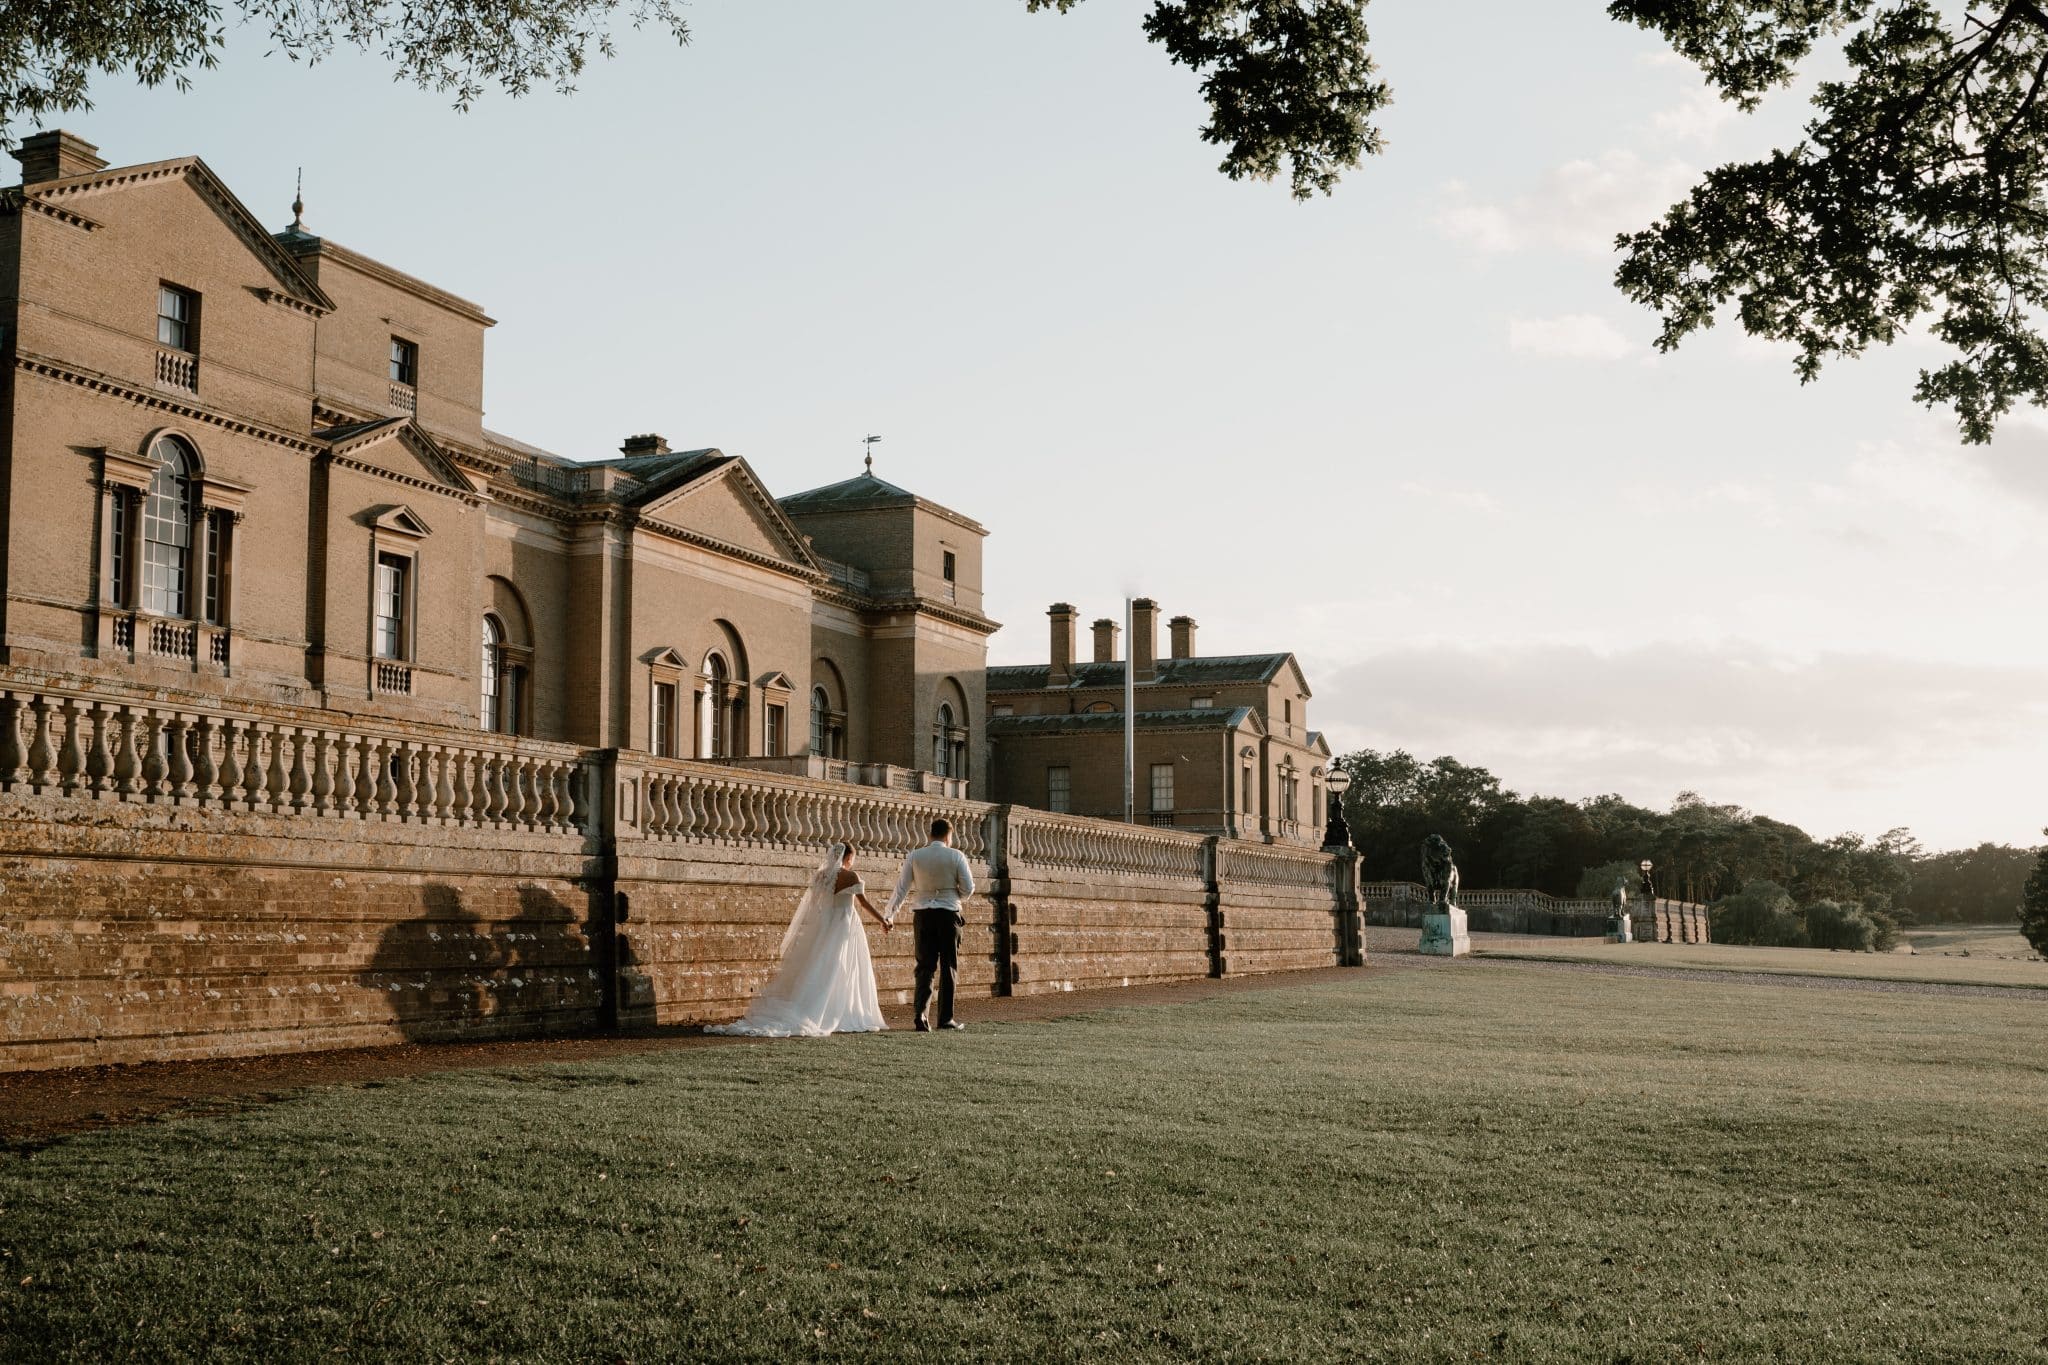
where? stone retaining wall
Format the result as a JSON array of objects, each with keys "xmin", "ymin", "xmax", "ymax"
[{"xmin": 0, "ymin": 673, "xmax": 1361, "ymax": 1069}]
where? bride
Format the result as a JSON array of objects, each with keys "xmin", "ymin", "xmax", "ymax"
[{"xmin": 708, "ymin": 843, "xmax": 893, "ymax": 1037}]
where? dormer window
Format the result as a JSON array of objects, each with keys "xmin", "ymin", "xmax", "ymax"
[{"xmin": 390, "ymin": 337, "xmax": 418, "ymax": 386}]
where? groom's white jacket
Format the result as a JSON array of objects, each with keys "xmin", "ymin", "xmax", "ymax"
[{"xmin": 889, "ymin": 841, "xmax": 975, "ymax": 917}]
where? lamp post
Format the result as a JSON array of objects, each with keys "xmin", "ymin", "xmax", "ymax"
[{"xmin": 1323, "ymin": 767, "xmax": 1352, "ymax": 850}]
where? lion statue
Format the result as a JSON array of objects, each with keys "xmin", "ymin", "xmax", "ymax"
[{"xmin": 1421, "ymin": 834, "xmax": 1459, "ymax": 911}]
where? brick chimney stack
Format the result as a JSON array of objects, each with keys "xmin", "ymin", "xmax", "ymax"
[
  {"xmin": 1169, "ymin": 615, "xmax": 1198, "ymax": 660},
  {"xmin": 1091, "ymin": 617, "xmax": 1120, "ymax": 664},
  {"xmin": 1131, "ymin": 598, "xmax": 1160, "ymax": 682},
  {"xmin": 1048, "ymin": 603, "xmax": 1077, "ymax": 686},
  {"xmin": 12, "ymin": 130, "xmax": 106, "ymax": 185},
  {"xmin": 620, "ymin": 433, "xmax": 670, "ymax": 457}
]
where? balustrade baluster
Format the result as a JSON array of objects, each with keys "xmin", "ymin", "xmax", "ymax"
[
  {"xmin": 387, "ymin": 740, "xmax": 415, "ymax": 822},
  {"xmin": 54, "ymin": 699, "xmax": 86, "ymax": 794},
  {"xmin": 192, "ymin": 716, "xmax": 221, "ymax": 807},
  {"xmin": 368, "ymin": 735, "xmax": 396, "ymax": 820},
  {"xmin": 0, "ymin": 694, "xmax": 21, "ymax": 792},
  {"xmin": 306, "ymin": 730, "xmax": 334, "ymax": 815},
  {"xmin": 109, "ymin": 704, "xmax": 144, "ymax": 798},
  {"xmin": 473, "ymin": 752, "xmax": 499, "ymax": 827},
  {"xmin": 165, "ymin": 713, "xmax": 195, "ymax": 803},
  {"xmin": 285, "ymin": 729, "xmax": 311, "ymax": 812},
  {"xmin": 449, "ymin": 749, "xmax": 476, "ymax": 827},
  {"xmin": 24, "ymin": 696, "xmax": 56, "ymax": 792},
  {"xmin": 521, "ymin": 755, "xmax": 544, "ymax": 831},
  {"xmin": 646, "ymin": 773, "xmax": 671, "ymax": 839},
  {"xmin": 130, "ymin": 710, "xmax": 163, "ymax": 802},
  {"xmin": 82, "ymin": 700, "xmax": 114, "ymax": 798},
  {"xmin": 419, "ymin": 746, "xmax": 444, "ymax": 825},
  {"xmin": 331, "ymin": 732, "xmax": 359, "ymax": 816},
  {"xmin": 410, "ymin": 743, "xmax": 436, "ymax": 824}
]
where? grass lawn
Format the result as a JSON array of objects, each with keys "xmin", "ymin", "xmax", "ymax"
[
  {"xmin": 1480, "ymin": 937, "xmax": 2048, "ymax": 987},
  {"xmin": 3, "ymin": 967, "xmax": 2045, "ymax": 1362},
  {"xmin": 1903, "ymin": 924, "xmax": 2040, "ymax": 960}
]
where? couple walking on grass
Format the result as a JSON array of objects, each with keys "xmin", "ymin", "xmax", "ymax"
[{"xmin": 707, "ymin": 818, "xmax": 973, "ymax": 1038}]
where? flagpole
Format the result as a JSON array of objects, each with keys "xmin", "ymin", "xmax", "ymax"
[{"xmin": 1123, "ymin": 595, "xmax": 1135, "ymax": 825}]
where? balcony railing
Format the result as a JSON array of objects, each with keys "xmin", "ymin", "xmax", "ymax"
[
  {"xmin": 389, "ymin": 381, "xmax": 417, "ymax": 415},
  {"xmin": 372, "ymin": 660, "xmax": 413, "ymax": 696},
  {"xmin": 155, "ymin": 349, "xmax": 197, "ymax": 393}
]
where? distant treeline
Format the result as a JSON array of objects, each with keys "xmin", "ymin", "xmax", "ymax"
[{"xmin": 1333, "ymin": 750, "xmax": 2037, "ymax": 926}]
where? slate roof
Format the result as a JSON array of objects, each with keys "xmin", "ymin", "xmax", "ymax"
[
  {"xmin": 778, "ymin": 470, "xmax": 917, "ymax": 511},
  {"xmin": 987, "ymin": 706, "xmax": 1260, "ymax": 736},
  {"xmin": 986, "ymin": 654, "xmax": 1295, "ymax": 692}
]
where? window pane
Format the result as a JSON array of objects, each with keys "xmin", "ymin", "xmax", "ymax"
[
  {"xmin": 375, "ymin": 555, "xmax": 407, "ymax": 659},
  {"xmin": 389, "ymin": 337, "xmax": 417, "ymax": 385},
  {"xmin": 157, "ymin": 286, "xmax": 193, "ymax": 350},
  {"xmin": 141, "ymin": 439, "xmax": 193, "ymax": 617},
  {"xmin": 480, "ymin": 619, "xmax": 501, "ymax": 730},
  {"xmin": 810, "ymin": 688, "xmax": 827, "ymax": 755},
  {"xmin": 1150, "ymin": 763, "xmax": 1174, "ymax": 812},
  {"xmin": 1047, "ymin": 767, "xmax": 1070, "ymax": 814}
]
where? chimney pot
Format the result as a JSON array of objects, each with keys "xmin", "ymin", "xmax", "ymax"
[
  {"xmin": 12, "ymin": 130, "xmax": 106, "ymax": 184},
  {"xmin": 1169, "ymin": 615, "xmax": 1198, "ymax": 660},
  {"xmin": 1091, "ymin": 618, "xmax": 1120, "ymax": 664},
  {"xmin": 1048, "ymin": 603, "xmax": 1077, "ymax": 686},
  {"xmin": 1131, "ymin": 598, "xmax": 1160, "ymax": 682},
  {"xmin": 620, "ymin": 433, "xmax": 670, "ymax": 457}
]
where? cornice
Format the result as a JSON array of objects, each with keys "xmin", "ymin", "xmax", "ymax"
[
  {"xmin": 14, "ymin": 352, "xmax": 320, "ymax": 454},
  {"xmin": 0, "ymin": 190, "xmax": 103, "ymax": 232},
  {"xmin": 633, "ymin": 514, "xmax": 816, "ymax": 583},
  {"xmin": 295, "ymin": 238, "xmax": 495, "ymax": 327},
  {"xmin": 324, "ymin": 449, "xmax": 484, "ymax": 507},
  {"xmin": 812, "ymin": 586, "xmax": 1000, "ymax": 636}
]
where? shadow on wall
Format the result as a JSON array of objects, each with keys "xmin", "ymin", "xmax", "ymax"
[{"xmin": 362, "ymin": 881, "xmax": 611, "ymax": 1042}]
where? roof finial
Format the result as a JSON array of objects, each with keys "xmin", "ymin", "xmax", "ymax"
[
  {"xmin": 862, "ymin": 433, "xmax": 881, "ymax": 475},
  {"xmin": 290, "ymin": 168, "xmax": 305, "ymax": 233}
]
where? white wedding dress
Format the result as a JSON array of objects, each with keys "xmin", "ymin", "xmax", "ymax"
[{"xmin": 708, "ymin": 851, "xmax": 886, "ymax": 1038}]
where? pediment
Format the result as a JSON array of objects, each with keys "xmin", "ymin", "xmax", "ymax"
[
  {"xmin": 369, "ymin": 504, "xmax": 433, "ymax": 538},
  {"xmin": 637, "ymin": 459, "xmax": 819, "ymax": 573},
  {"xmin": 36, "ymin": 157, "xmax": 334, "ymax": 314},
  {"xmin": 322, "ymin": 420, "xmax": 482, "ymax": 503},
  {"xmin": 645, "ymin": 647, "xmax": 690, "ymax": 669},
  {"xmin": 756, "ymin": 670, "xmax": 796, "ymax": 693}
]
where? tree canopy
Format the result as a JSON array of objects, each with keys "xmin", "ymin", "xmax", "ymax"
[
  {"xmin": 1331, "ymin": 746, "xmax": 2027, "ymax": 926},
  {"xmin": 10, "ymin": 3, "xmax": 2048, "ymax": 435}
]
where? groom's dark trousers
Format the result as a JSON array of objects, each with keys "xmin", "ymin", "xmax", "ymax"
[{"xmin": 913, "ymin": 906, "xmax": 960, "ymax": 1026}]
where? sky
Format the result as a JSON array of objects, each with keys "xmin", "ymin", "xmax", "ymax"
[{"xmin": 61, "ymin": 0, "xmax": 2048, "ymax": 851}]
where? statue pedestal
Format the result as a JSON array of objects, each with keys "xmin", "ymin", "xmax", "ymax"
[
  {"xmin": 1419, "ymin": 906, "xmax": 1470, "ymax": 957},
  {"xmin": 1606, "ymin": 913, "xmax": 1632, "ymax": 944}
]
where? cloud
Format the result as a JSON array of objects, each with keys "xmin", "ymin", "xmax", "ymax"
[
  {"xmin": 1314, "ymin": 642, "xmax": 2048, "ymax": 845},
  {"xmin": 1507, "ymin": 313, "xmax": 1633, "ymax": 361},
  {"xmin": 1397, "ymin": 480, "xmax": 1507, "ymax": 519},
  {"xmin": 1435, "ymin": 151, "xmax": 1699, "ymax": 258},
  {"xmin": 1651, "ymin": 87, "xmax": 1739, "ymax": 144}
]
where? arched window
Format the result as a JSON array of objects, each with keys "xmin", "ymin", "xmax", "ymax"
[
  {"xmin": 141, "ymin": 437, "xmax": 195, "ymax": 617},
  {"xmin": 701, "ymin": 652, "xmax": 729, "ymax": 758},
  {"xmin": 934, "ymin": 703, "xmax": 954, "ymax": 776},
  {"xmin": 480, "ymin": 616, "xmax": 503, "ymax": 731},
  {"xmin": 810, "ymin": 686, "xmax": 829, "ymax": 756}
]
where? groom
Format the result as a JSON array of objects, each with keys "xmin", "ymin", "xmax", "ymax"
[{"xmin": 886, "ymin": 818, "xmax": 974, "ymax": 1032}]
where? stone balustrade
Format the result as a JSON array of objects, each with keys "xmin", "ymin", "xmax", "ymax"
[
  {"xmin": 1006, "ymin": 809, "xmax": 1210, "ymax": 881},
  {"xmin": 1362, "ymin": 878, "xmax": 1710, "ymax": 942},
  {"xmin": 629, "ymin": 754, "xmax": 993, "ymax": 861},
  {"xmin": 0, "ymin": 679, "xmax": 592, "ymax": 835}
]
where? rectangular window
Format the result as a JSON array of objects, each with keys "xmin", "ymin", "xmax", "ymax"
[
  {"xmin": 1046, "ymin": 766, "xmax": 1071, "ymax": 814},
  {"xmin": 374, "ymin": 553, "xmax": 409, "ymax": 660},
  {"xmin": 942, "ymin": 551, "xmax": 957, "ymax": 582},
  {"xmin": 157, "ymin": 285, "xmax": 197, "ymax": 351},
  {"xmin": 991, "ymin": 704, "xmax": 1015, "ymax": 717},
  {"xmin": 389, "ymin": 337, "xmax": 419, "ymax": 386},
  {"xmin": 652, "ymin": 681, "xmax": 678, "ymax": 758},
  {"xmin": 141, "ymin": 478, "xmax": 191, "ymax": 618},
  {"xmin": 766, "ymin": 703, "xmax": 785, "ymax": 757},
  {"xmin": 1149, "ymin": 763, "xmax": 1175, "ymax": 824},
  {"xmin": 1191, "ymin": 696, "xmax": 1213, "ymax": 709},
  {"xmin": 1283, "ymin": 699, "xmax": 1292, "ymax": 725},
  {"xmin": 109, "ymin": 490, "xmax": 131, "ymax": 608},
  {"xmin": 202, "ymin": 512, "xmax": 228, "ymax": 625},
  {"xmin": 1242, "ymin": 765, "xmax": 1255, "ymax": 814}
]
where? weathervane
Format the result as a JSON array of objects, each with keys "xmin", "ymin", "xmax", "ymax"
[
  {"xmin": 290, "ymin": 168, "xmax": 304, "ymax": 233},
  {"xmin": 862, "ymin": 433, "xmax": 881, "ymax": 474}
]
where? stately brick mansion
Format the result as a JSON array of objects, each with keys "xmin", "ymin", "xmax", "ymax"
[
  {"xmin": 0, "ymin": 130, "xmax": 1327, "ymax": 843},
  {"xmin": 0, "ymin": 130, "xmax": 994, "ymax": 790}
]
